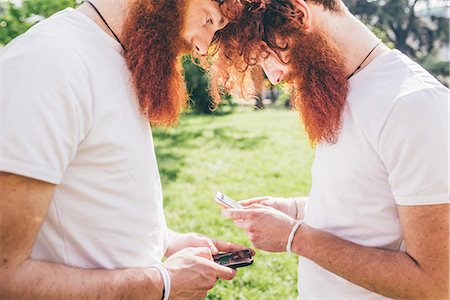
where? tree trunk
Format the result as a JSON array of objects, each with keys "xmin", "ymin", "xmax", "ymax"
[{"xmin": 252, "ymin": 66, "xmax": 265, "ymax": 110}]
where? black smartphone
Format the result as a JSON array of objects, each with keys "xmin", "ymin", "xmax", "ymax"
[{"xmin": 213, "ymin": 249, "xmax": 254, "ymax": 269}]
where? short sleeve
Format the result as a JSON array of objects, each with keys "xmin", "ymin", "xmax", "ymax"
[
  {"xmin": 378, "ymin": 87, "xmax": 449, "ymax": 205},
  {"xmin": 0, "ymin": 33, "xmax": 93, "ymax": 184}
]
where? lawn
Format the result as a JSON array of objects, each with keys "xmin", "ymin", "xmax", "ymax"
[{"xmin": 153, "ymin": 106, "xmax": 315, "ymax": 299}]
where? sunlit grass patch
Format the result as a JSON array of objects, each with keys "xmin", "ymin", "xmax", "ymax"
[{"xmin": 153, "ymin": 106, "xmax": 314, "ymax": 299}]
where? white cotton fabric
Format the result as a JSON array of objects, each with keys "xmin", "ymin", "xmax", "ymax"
[
  {"xmin": 298, "ymin": 49, "xmax": 449, "ymax": 299},
  {"xmin": 1, "ymin": 8, "xmax": 168, "ymax": 269}
]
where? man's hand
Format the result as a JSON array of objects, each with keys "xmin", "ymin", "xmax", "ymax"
[
  {"xmin": 166, "ymin": 230, "xmax": 249, "ymax": 257},
  {"xmin": 222, "ymin": 204, "xmax": 296, "ymax": 252},
  {"xmin": 164, "ymin": 247, "xmax": 237, "ymax": 299},
  {"xmin": 239, "ymin": 196, "xmax": 307, "ymax": 219}
]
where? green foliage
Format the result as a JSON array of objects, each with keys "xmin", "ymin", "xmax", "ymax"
[
  {"xmin": 183, "ymin": 56, "xmax": 234, "ymax": 115},
  {"xmin": 344, "ymin": 0, "xmax": 449, "ymax": 60},
  {"xmin": 0, "ymin": 0, "xmax": 80, "ymax": 45},
  {"xmin": 22, "ymin": 0, "xmax": 79, "ymax": 18},
  {"xmin": 344, "ymin": 0, "xmax": 449, "ymax": 80},
  {"xmin": 370, "ymin": 26, "xmax": 396, "ymax": 49},
  {"xmin": 153, "ymin": 107, "xmax": 314, "ymax": 299},
  {"xmin": 418, "ymin": 51, "xmax": 450, "ymax": 79},
  {"xmin": 183, "ymin": 57, "xmax": 213, "ymax": 114},
  {"xmin": 0, "ymin": 1, "xmax": 31, "ymax": 45}
]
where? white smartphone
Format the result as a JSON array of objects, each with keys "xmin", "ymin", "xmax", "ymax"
[{"xmin": 215, "ymin": 192, "xmax": 242, "ymax": 209}]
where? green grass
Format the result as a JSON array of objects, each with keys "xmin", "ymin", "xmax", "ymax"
[{"xmin": 153, "ymin": 106, "xmax": 315, "ymax": 299}]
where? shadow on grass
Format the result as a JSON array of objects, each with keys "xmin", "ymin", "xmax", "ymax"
[{"xmin": 154, "ymin": 125, "xmax": 267, "ymax": 184}]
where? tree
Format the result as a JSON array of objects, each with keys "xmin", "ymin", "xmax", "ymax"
[
  {"xmin": 0, "ymin": 0, "xmax": 232, "ymax": 114},
  {"xmin": 344, "ymin": 0, "xmax": 449, "ymax": 60},
  {"xmin": 0, "ymin": 1, "xmax": 31, "ymax": 45},
  {"xmin": 251, "ymin": 66, "xmax": 265, "ymax": 110},
  {"xmin": 183, "ymin": 57, "xmax": 214, "ymax": 114},
  {"xmin": 183, "ymin": 57, "xmax": 234, "ymax": 114},
  {"xmin": 0, "ymin": 0, "xmax": 80, "ymax": 45}
]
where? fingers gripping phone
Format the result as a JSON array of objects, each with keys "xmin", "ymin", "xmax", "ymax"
[
  {"xmin": 213, "ymin": 193, "xmax": 252, "ymax": 268},
  {"xmin": 213, "ymin": 249, "xmax": 254, "ymax": 269},
  {"xmin": 215, "ymin": 192, "xmax": 242, "ymax": 209}
]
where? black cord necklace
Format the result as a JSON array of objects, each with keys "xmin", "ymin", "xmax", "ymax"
[
  {"xmin": 85, "ymin": 0, "xmax": 125, "ymax": 50},
  {"xmin": 347, "ymin": 40, "xmax": 381, "ymax": 79}
]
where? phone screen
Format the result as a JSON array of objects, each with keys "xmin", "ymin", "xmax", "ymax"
[
  {"xmin": 215, "ymin": 192, "xmax": 242, "ymax": 209},
  {"xmin": 213, "ymin": 249, "xmax": 254, "ymax": 269}
]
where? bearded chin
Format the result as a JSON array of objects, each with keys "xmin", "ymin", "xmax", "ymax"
[
  {"xmin": 122, "ymin": 0, "xmax": 190, "ymax": 127},
  {"xmin": 288, "ymin": 29, "xmax": 349, "ymax": 145}
]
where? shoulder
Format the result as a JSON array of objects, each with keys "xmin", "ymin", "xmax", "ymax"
[
  {"xmin": 2, "ymin": 8, "xmax": 92, "ymax": 74},
  {"xmin": 381, "ymin": 51, "xmax": 448, "ymax": 136},
  {"xmin": 1, "ymin": 17, "xmax": 94, "ymax": 133},
  {"xmin": 378, "ymin": 85, "xmax": 448, "ymax": 149},
  {"xmin": 1, "ymin": 20, "xmax": 91, "ymax": 97},
  {"xmin": 346, "ymin": 50, "xmax": 448, "ymax": 145}
]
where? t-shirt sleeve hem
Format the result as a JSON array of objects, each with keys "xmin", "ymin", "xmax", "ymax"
[
  {"xmin": 395, "ymin": 194, "xmax": 450, "ymax": 206},
  {"xmin": 0, "ymin": 160, "xmax": 63, "ymax": 184}
]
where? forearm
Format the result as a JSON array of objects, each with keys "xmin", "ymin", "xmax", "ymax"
[
  {"xmin": 293, "ymin": 225, "xmax": 447, "ymax": 299},
  {"xmin": 0, "ymin": 259, "xmax": 163, "ymax": 300}
]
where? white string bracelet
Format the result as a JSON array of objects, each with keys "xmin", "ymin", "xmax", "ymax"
[
  {"xmin": 151, "ymin": 263, "xmax": 171, "ymax": 300},
  {"xmin": 286, "ymin": 220, "xmax": 304, "ymax": 253}
]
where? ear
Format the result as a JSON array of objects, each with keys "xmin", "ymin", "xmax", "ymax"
[{"xmin": 292, "ymin": 0, "xmax": 313, "ymax": 32}]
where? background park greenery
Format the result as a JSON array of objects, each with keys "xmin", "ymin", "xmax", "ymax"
[
  {"xmin": 153, "ymin": 107, "xmax": 313, "ymax": 299},
  {"xmin": 1, "ymin": 0, "xmax": 448, "ymax": 298}
]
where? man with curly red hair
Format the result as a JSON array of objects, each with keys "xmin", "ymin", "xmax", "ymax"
[
  {"xmin": 217, "ymin": 0, "xmax": 449, "ymax": 299},
  {"xmin": 0, "ymin": 0, "xmax": 247, "ymax": 299}
]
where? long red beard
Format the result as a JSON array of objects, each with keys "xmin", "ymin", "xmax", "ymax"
[
  {"xmin": 122, "ymin": 0, "xmax": 190, "ymax": 127},
  {"xmin": 287, "ymin": 29, "xmax": 349, "ymax": 145}
]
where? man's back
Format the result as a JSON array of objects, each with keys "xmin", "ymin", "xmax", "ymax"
[{"xmin": 1, "ymin": 8, "xmax": 167, "ymax": 269}]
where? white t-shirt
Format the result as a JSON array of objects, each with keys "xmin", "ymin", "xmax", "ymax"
[
  {"xmin": 298, "ymin": 50, "xmax": 449, "ymax": 299},
  {"xmin": 1, "ymin": 8, "xmax": 168, "ymax": 269}
]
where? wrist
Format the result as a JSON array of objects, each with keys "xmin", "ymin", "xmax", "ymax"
[
  {"xmin": 141, "ymin": 267, "xmax": 164, "ymax": 300},
  {"xmin": 286, "ymin": 219, "xmax": 304, "ymax": 253},
  {"xmin": 150, "ymin": 264, "xmax": 171, "ymax": 300},
  {"xmin": 290, "ymin": 223, "xmax": 311, "ymax": 256}
]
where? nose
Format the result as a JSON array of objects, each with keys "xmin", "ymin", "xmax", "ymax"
[
  {"xmin": 193, "ymin": 36, "xmax": 210, "ymax": 55},
  {"xmin": 263, "ymin": 66, "xmax": 283, "ymax": 85},
  {"xmin": 261, "ymin": 58, "xmax": 284, "ymax": 85},
  {"xmin": 193, "ymin": 18, "xmax": 229, "ymax": 55}
]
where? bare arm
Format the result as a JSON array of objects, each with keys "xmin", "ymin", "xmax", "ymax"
[
  {"xmin": 0, "ymin": 172, "xmax": 164, "ymax": 299},
  {"xmin": 224, "ymin": 200, "xmax": 448, "ymax": 298},
  {"xmin": 293, "ymin": 204, "xmax": 449, "ymax": 299}
]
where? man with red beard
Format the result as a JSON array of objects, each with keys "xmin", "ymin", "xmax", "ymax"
[
  {"xmin": 215, "ymin": 0, "xmax": 449, "ymax": 299},
  {"xmin": 0, "ymin": 0, "xmax": 247, "ymax": 299}
]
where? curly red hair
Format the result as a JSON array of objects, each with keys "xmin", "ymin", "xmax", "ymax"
[{"xmin": 210, "ymin": 0, "xmax": 349, "ymax": 145}]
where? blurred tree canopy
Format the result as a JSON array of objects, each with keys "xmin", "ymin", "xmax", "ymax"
[
  {"xmin": 344, "ymin": 0, "xmax": 449, "ymax": 79},
  {"xmin": 0, "ymin": 0, "xmax": 228, "ymax": 113},
  {"xmin": 344, "ymin": 0, "xmax": 448, "ymax": 58},
  {"xmin": 183, "ymin": 57, "xmax": 214, "ymax": 114},
  {"xmin": 0, "ymin": 0, "xmax": 80, "ymax": 45},
  {"xmin": 1, "ymin": 0, "xmax": 448, "ymax": 103},
  {"xmin": 183, "ymin": 57, "xmax": 234, "ymax": 114}
]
